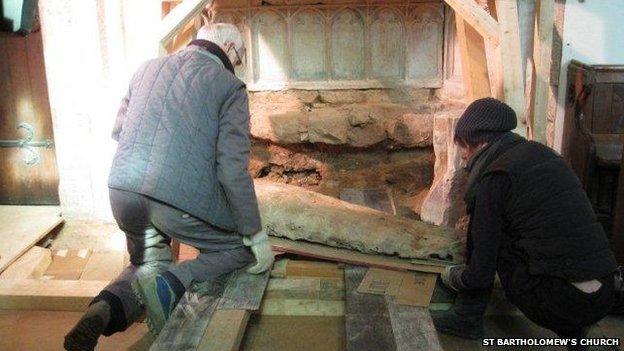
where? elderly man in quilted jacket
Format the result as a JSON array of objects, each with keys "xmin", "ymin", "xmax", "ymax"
[{"xmin": 65, "ymin": 24, "xmax": 274, "ymax": 351}]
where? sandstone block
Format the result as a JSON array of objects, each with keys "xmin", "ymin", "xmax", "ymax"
[
  {"xmin": 386, "ymin": 113, "xmax": 434, "ymax": 148},
  {"xmin": 308, "ymin": 108, "xmax": 350, "ymax": 145},
  {"xmin": 420, "ymin": 110, "xmax": 467, "ymax": 228},
  {"xmin": 319, "ymin": 90, "xmax": 366, "ymax": 104},
  {"xmin": 250, "ymin": 109, "xmax": 308, "ymax": 144}
]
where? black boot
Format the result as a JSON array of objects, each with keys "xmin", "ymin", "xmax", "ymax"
[
  {"xmin": 64, "ymin": 301, "xmax": 111, "ymax": 351},
  {"xmin": 431, "ymin": 288, "xmax": 491, "ymax": 339}
]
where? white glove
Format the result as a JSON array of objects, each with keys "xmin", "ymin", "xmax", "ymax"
[
  {"xmin": 243, "ymin": 229, "xmax": 275, "ymax": 274},
  {"xmin": 440, "ymin": 264, "xmax": 468, "ymax": 292}
]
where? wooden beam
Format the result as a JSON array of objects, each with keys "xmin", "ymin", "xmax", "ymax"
[
  {"xmin": 531, "ymin": 0, "xmax": 556, "ymax": 144},
  {"xmin": 0, "ymin": 279, "xmax": 108, "ymax": 311},
  {"xmin": 0, "ymin": 206, "xmax": 63, "ymax": 274},
  {"xmin": 198, "ymin": 309, "xmax": 250, "ymax": 351},
  {"xmin": 444, "ymin": 0, "xmax": 500, "ymax": 46},
  {"xmin": 159, "ymin": 0, "xmax": 213, "ymax": 54},
  {"xmin": 456, "ymin": 17, "xmax": 492, "ymax": 101},
  {"xmin": 0, "ymin": 246, "xmax": 51, "ymax": 280},
  {"xmin": 270, "ymin": 237, "xmax": 448, "ymax": 274},
  {"xmin": 285, "ymin": 260, "xmax": 344, "ymax": 279},
  {"xmin": 385, "ymin": 295, "xmax": 443, "ymax": 351},
  {"xmin": 495, "ymin": 0, "xmax": 527, "ymax": 136},
  {"xmin": 80, "ymin": 251, "xmax": 125, "ymax": 281},
  {"xmin": 345, "ymin": 266, "xmax": 397, "ymax": 351},
  {"xmin": 485, "ymin": 0, "xmax": 504, "ymax": 99}
]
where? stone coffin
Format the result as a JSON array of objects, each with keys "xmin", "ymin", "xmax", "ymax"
[{"xmin": 254, "ymin": 180, "xmax": 463, "ymax": 262}]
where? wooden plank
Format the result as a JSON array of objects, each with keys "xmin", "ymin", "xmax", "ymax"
[
  {"xmin": 265, "ymin": 277, "xmax": 344, "ymax": 301},
  {"xmin": 532, "ymin": 0, "xmax": 555, "ymax": 144},
  {"xmin": 80, "ymin": 251, "xmax": 125, "ymax": 281},
  {"xmin": 0, "ymin": 206, "xmax": 63, "ymax": 273},
  {"xmin": 385, "ymin": 295, "xmax": 443, "ymax": 351},
  {"xmin": 444, "ymin": 0, "xmax": 500, "ymax": 46},
  {"xmin": 345, "ymin": 266, "xmax": 396, "ymax": 351},
  {"xmin": 198, "ymin": 309, "xmax": 249, "ymax": 351},
  {"xmin": 0, "ymin": 279, "xmax": 108, "ymax": 311},
  {"xmin": 456, "ymin": 17, "xmax": 492, "ymax": 101},
  {"xmin": 151, "ymin": 292, "xmax": 222, "ymax": 351},
  {"xmin": 270, "ymin": 237, "xmax": 447, "ymax": 274},
  {"xmin": 285, "ymin": 260, "xmax": 343, "ymax": 279},
  {"xmin": 44, "ymin": 249, "xmax": 91, "ymax": 280},
  {"xmin": 159, "ymin": 0, "xmax": 213, "ymax": 54},
  {"xmin": 260, "ymin": 298, "xmax": 345, "ymax": 317},
  {"xmin": 217, "ymin": 269, "xmax": 271, "ymax": 310},
  {"xmin": 0, "ymin": 246, "xmax": 51, "ymax": 280},
  {"xmin": 495, "ymin": 0, "xmax": 526, "ymax": 136}
]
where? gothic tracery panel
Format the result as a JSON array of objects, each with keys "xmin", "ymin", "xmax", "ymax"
[
  {"xmin": 369, "ymin": 8, "xmax": 404, "ymax": 79},
  {"xmin": 291, "ymin": 10, "xmax": 327, "ymax": 81},
  {"xmin": 252, "ymin": 11, "xmax": 288, "ymax": 83},
  {"xmin": 330, "ymin": 8, "xmax": 365, "ymax": 80},
  {"xmin": 215, "ymin": 2, "xmax": 444, "ymax": 90}
]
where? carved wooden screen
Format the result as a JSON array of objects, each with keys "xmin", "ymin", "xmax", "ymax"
[{"xmin": 213, "ymin": 1, "xmax": 444, "ymax": 90}]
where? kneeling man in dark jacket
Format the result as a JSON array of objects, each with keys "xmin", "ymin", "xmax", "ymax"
[{"xmin": 432, "ymin": 98, "xmax": 623, "ymax": 343}]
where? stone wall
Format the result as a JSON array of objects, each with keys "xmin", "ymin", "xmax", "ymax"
[{"xmin": 246, "ymin": 87, "xmax": 465, "ymax": 217}]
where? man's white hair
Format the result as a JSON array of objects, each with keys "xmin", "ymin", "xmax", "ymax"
[{"xmin": 196, "ymin": 23, "xmax": 244, "ymax": 52}]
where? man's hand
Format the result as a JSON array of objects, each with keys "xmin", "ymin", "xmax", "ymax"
[
  {"xmin": 243, "ymin": 229, "xmax": 275, "ymax": 274},
  {"xmin": 440, "ymin": 265, "xmax": 468, "ymax": 292}
]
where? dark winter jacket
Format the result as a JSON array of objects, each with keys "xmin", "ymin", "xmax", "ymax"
[
  {"xmin": 108, "ymin": 44, "xmax": 262, "ymax": 236},
  {"xmin": 461, "ymin": 134, "xmax": 617, "ymax": 289}
]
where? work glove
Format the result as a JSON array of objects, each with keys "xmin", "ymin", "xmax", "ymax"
[
  {"xmin": 243, "ymin": 229, "xmax": 275, "ymax": 274},
  {"xmin": 440, "ymin": 264, "xmax": 468, "ymax": 292}
]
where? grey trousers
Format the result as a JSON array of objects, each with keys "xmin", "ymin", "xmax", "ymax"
[{"xmin": 99, "ymin": 188, "xmax": 254, "ymax": 334}]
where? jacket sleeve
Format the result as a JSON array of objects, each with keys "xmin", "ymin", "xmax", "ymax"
[
  {"xmin": 215, "ymin": 83, "xmax": 262, "ymax": 236},
  {"xmin": 112, "ymin": 89, "xmax": 130, "ymax": 141},
  {"xmin": 460, "ymin": 174, "xmax": 510, "ymax": 289}
]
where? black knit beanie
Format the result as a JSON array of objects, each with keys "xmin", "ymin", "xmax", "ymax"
[{"xmin": 454, "ymin": 97, "xmax": 517, "ymax": 145}]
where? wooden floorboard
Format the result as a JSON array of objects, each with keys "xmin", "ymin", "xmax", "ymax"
[
  {"xmin": 198, "ymin": 309, "xmax": 250, "ymax": 351},
  {"xmin": 217, "ymin": 269, "xmax": 270, "ymax": 310},
  {"xmin": 0, "ymin": 206, "xmax": 63, "ymax": 273},
  {"xmin": 0, "ymin": 279, "xmax": 107, "ymax": 311},
  {"xmin": 344, "ymin": 266, "xmax": 397, "ymax": 351},
  {"xmin": 0, "ymin": 246, "xmax": 51, "ymax": 280},
  {"xmin": 385, "ymin": 295, "xmax": 443, "ymax": 351}
]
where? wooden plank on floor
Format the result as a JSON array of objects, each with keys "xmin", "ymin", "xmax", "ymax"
[
  {"xmin": 385, "ymin": 295, "xmax": 443, "ymax": 351},
  {"xmin": 0, "ymin": 206, "xmax": 63, "ymax": 273},
  {"xmin": 0, "ymin": 279, "xmax": 108, "ymax": 311},
  {"xmin": 151, "ymin": 276, "xmax": 228, "ymax": 351},
  {"xmin": 217, "ymin": 269, "xmax": 271, "ymax": 310},
  {"xmin": 0, "ymin": 246, "xmax": 51, "ymax": 279},
  {"xmin": 344, "ymin": 266, "xmax": 396, "ymax": 351},
  {"xmin": 45, "ymin": 249, "xmax": 91, "ymax": 280},
  {"xmin": 80, "ymin": 251, "xmax": 125, "ymax": 281},
  {"xmin": 285, "ymin": 260, "xmax": 343, "ymax": 279},
  {"xmin": 270, "ymin": 237, "xmax": 447, "ymax": 274},
  {"xmin": 198, "ymin": 309, "xmax": 250, "ymax": 351}
]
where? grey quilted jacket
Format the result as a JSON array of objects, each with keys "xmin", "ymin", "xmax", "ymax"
[{"xmin": 108, "ymin": 45, "xmax": 261, "ymax": 236}]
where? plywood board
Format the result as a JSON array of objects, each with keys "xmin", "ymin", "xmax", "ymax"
[
  {"xmin": 0, "ymin": 246, "xmax": 51, "ymax": 280},
  {"xmin": 285, "ymin": 260, "xmax": 343, "ymax": 279},
  {"xmin": 357, "ymin": 268, "xmax": 405, "ymax": 296},
  {"xmin": 345, "ymin": 266, "xmax": 396, "ymax": 351},
  {"xmin": 44, "ymin": 249, "xmax": 91, "ymax": 280},
  {"xmin": 198, "ymin": 309, "xmax": 250, "ymax": 351},
  {"xmin": 0, "ymin": 279, "xmax": 108, "ymax": 311},
  {"xmin": 270, "ymin": 237, "xmax": 447, "ymax": 274},
  {"xmin": 217, "ymin": 269, "xmax": 271, "ymax": 310},
  {"xmin": 80, "ymin": 251, "xmax": 125, "ymax": 281},
  {"xmin": 0, "ymin": 206, "xmax": 63, "ymax": 274},
  {"xmin": 385, "ymin": 295, "xmax": 443, "ymax": 351}
]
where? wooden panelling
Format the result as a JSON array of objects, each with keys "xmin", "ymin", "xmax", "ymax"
[{"xmin": 0, "ymin": 31, "xmax": 60, "ymax": 205}]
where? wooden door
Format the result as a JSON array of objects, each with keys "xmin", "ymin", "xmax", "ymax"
[{"xmin": 0, "ymin": 30, "xmax": 60, "ymax": 204}]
